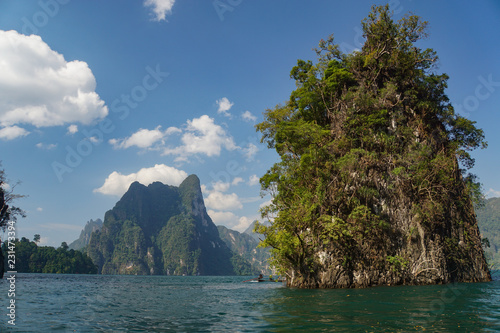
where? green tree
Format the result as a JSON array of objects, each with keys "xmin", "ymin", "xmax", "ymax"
[
  {"xmin": 33, "ymin": 234, "xmax": 41, "ymax": 243},
  {"xmin": 59, "ymin": 242, "xmax": 69, "ymax": 251},
  {"xmin": 256, "ymin": 5, "xmax": 488, "ymax": 287},
  {"xmin": 2, "ymin": 238, "xmax": 97, "ymax": 274},
  {"xmin": 0, "ymin": 163, "xmax": 25, "ymax": 230}
]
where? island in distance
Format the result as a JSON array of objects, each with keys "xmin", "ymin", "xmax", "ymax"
[{"xmin": 71, "ymin": 175, "xmax": 270, "ymax": 276}]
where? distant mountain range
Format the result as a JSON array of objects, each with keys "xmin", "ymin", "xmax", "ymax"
[
  {"xmin": 75, "ymin": 175, "xmax": 269, "ymax": 275},
  {"xmin": 477, "ymin": 197, "xmax": 500, "ymax": 268},
  {"xmin": 217, "ymin": 224, "xmax": 271, "ymax": 275}
]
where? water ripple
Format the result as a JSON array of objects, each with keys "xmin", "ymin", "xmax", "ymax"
[{"xmin": 1, "ymin": 273, "xmax": 500, "ymax": 332}]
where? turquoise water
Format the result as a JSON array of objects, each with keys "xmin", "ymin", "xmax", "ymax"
[{"xmin": 1, "ymin": 272, "xmax": 500, "ymax": 332}]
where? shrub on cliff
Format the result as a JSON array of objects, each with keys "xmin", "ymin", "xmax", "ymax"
[{"xmin": 256, "ymin": 5, "xmax": 490, "ymax": 288}]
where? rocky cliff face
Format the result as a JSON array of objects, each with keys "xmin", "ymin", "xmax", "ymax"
[
  {"xmin": 87, "ymin": 175, "xmax": 235, "ymax": 275},
  {"xmin": 0, "ymin": 245, "xmax": 4, "ymax": 279},
  {"xmin": 296, "ymin": 185, "xmax": 492, "ymax": 289},
  {"xmin": 69, "ymin": 219, "xmax": 103, "ymax": 250},
  {"xmin": 255, "ymin": 7, "xmax": 491, "ymax": 288},
  {"xmin": 217, "ymin": 225, "xmax": 271, "ymax": 275}
]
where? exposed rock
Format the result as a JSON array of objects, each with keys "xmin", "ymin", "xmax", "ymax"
[
  {"xmin": 87, "ymin": 175, "xmax": 236, "ymax": 275},
  {"xmin": 69, "ymin": 218, "xmax": 103, "ymax": 250},
  {"xmin": 217, "ymin": 225, "xmax": 271, "ymax": 275}
]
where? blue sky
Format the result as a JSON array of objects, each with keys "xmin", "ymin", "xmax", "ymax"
[{"xmin": 0, "ymin": 0, "xmax": 499, "ymax": 247}]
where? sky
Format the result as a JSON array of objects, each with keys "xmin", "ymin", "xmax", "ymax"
[{"xmin": 0, "ymin": 0, "xmax": 499, "ymax": 247}]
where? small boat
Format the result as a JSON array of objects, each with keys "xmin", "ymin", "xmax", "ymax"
[{"xmin": 243, "ymin": 276, "xmax": 284, "ymax": 283}]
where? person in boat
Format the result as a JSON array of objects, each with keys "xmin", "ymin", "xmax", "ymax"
[{"xmin": 258, "ymin": 274, "xmax": 263, "ymax": 280}]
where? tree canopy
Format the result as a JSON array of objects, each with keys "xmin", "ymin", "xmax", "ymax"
[
  {"xmin": 0, "ymin": 163, "xmax": 25, "ymax": 230},
  {"xmin": 256, "ymin": 5, "xmax": 487, "ymax": 281}
]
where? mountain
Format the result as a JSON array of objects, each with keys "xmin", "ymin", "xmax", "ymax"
[
  {"xmin": 217, "ymin": 225, "xmax": 271, "ymax": 275},
  {"xmin": 87, "ymin": 175, "xmax": 236, "ymax": 275},
  {"xmin": 69, "ymin": 219, "xmax": 103, "ymax": 250},
  {"xmin": 255, "ymin": 7, "xmax": 490, "ymax": 288},
  {"xmin": 243, "ymin": 220, "xmax": 268, "ymax": 242},
  {"xmin": 477, "ymin": 197, "xmax": 500, "ymax": 267}
]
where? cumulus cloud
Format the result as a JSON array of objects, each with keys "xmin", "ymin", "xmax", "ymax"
[
  {"xmin": 242, "ymin": 110, "xmax": 257, "ymax": 122},
  {"xmin": 248, "ymin": 174, "xmax": 259, "ymax": 186},
  {"xmin": 234, "ymin": 216, "xmax": 254, "ymax": 232},
  {"xmin": 207, "ymin": 210, "xmax": 238, "ymax": 225},
  {"xmin": 67, "ymin": 124, "xmax": 78, "ymax": 135},
  {"xmin": 110, "ymin": 126, "xmax": 181, "ymax": 150},
  {"xmin": 110, "ymin": 126, "xmax": 162, "ymax": 149},
  {"xmin": 207, "ymin": 210, "xmax": 255, "ymax": 232},
  {"xmin": 204, "ymin": 191, "xmax": 242, "ymax": 211},
  {"xmin": 0, "ymin": 125, "xmax": 29, "ymax": 140},
  {"xmin": 94, "ymin": 164, "xmax": 188, "ymax": 196},
  {"xmin": 212, "ymin": 181, "xmax": 231, "ymax": 193},
  {"xmin": 144, "ymin": 0, "xmax": 175, "ymax": 21},
  {"xmin": 243, "ymin": 143, "xmax": 258, "ymax": 161},
  {"xmin": 232, "ymin": 177, "xmax": 244, "ymax": 186},
  {"xmin": 0, "ymin": 30, "xmax": 107, "ymax": 133},
  {"xmin": 163, "ymin": 115, "xmax": 238, "ymax": 161},
  {"xmin": 216, "ymin": 97, "xmax": 234, "ymax": 117},
  {"xmin": 36, "ymin": 142, "xmax": 57, "ymax": 150},
  {"xmin": 486, "ymin": 188, "xmax": 500, "ymax": 198}
]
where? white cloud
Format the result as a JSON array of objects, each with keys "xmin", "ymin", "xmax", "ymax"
[
  {"xmin": 232, "ymin": 177, "xmax": 244, "ymax": 186},
  {"xmin": 207, "ymin": 210, "xmax": 238, "ymax": 225},
  {"xmin": 486, "ymin": 188, "xmax": 500, "ymax": 198},
  {"xmin": 94, "ymin": 164, "xmax": 188, "ymax": 197},
  {"xmin": 242, "ymin": 110, "xmax": 257, "ymax": 122},
  {"xmin": 200, "ymin": 184, "xmax": 209, "ymax": 195},
  {"xmin": 216, "ymin": 97, "xmax": 234, "ymax": 117},
  {"xmin": 212, "ymin": 181, "xmax": 230, "ymax": 193},
  {"xmin": 110, "ymin": 126, "xmax": 181, "ymax": 150},
  {"xmin": 37, "ymin": 236, "xmax": 50, "ymax": 246},
  {"xmin": 36, "ymin": 142, "xmax": 57, "ymax": 150},
  {"xmin": 112, "ymin": 126, "xmax": 158, "ymax": 149},
  {"xmin": 207, "ymin": 210, "xmax": 255, "ymax": 232},
  {"xmin": 243, "ymin": 143, "xmax": 258, "ymax": 161},
  {"xmin": 234, "ymin": 216, "xmax": 254, "ymax": 232},
  {"xmin": 259, "ymin": 199, "xmax": 273, "ymax": 209},
  {"xmin": 144, "ymin": 0, "xmax": 175, "ymax": 21},
  {"xmin": 0, "ymin": 125, "xmax": 29, "ymax": 140},
  {"xmin": 36, "ymin": 207, "xmax": 43, "ymax": 212},
  {"xmin": 163, "ymin": 115, "xmax": 238, "ymax": 161},
  {"xmin": 204, "ymin": 191, "xmax": 242, "ymax": 211},
  {"xmin": 0, "ymin": 31, "xmax": 107, "ymax": 132},
  {"xmin": 67, "ymin": 124, "xmax": 78, "ymax": 135},
  {"xmin": 248, "ymin": 174, "xmax": 259, "ymax": 186}
]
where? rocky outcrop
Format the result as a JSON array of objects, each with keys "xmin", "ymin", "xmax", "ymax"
[
  {"xmin": 87, "ymin": 175, "xmax": 236, "ymax": 275},
  {"xmin": 0, "ymin": 245, "xmax": 4, "ymax": 279},
  {"xmin": 69, "ymin": 219, "xmax": 103, "ymax": 250},
  {"xmin": 217, "ymin": 225, "xmax": 271, "ymax": 274},
  {"xmin": 288, "ymin": 173, "xmax": 491, "ymax": 289}
]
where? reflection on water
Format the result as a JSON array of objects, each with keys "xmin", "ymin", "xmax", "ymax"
[{"xmin": 2, "ymin": 272, "xmax": 500, "ymax": 332}]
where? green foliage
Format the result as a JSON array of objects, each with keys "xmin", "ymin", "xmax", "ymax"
[
  {"xmin": 477, "ymin": 197, "xmax": 500, "ymax": 268},
  {"xmin": 256, "ymin": 5, "xmax": 487, "ymax": 277},
  {"xmin": 88, "ymin": 175, "xmax": 237, "ymax": 276},
  {"xmin": 386, "ymin": 255, "xmax": 409, "ymax": 273},
  {"xmin": 217, "ymin": 225, "xmax": 271, "ymax": 275},
  {"xmin": 0, "ymin": 163, "xmax": 26, "ymax": 231},
  {"xmin": 2, "ymin": 237, "xmax": 97, "ymax": 274}
]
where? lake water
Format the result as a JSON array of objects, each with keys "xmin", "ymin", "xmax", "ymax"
[{"xmin": 1, "ymin": 272, "xmax": 500, "ymax": 332}]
